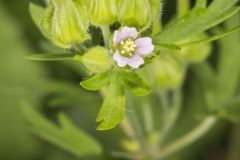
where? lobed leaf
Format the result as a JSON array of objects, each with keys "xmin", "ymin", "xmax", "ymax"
[
  {"xmin": 96, "ymin": 71, "xmax": 125, "ymax": 130},
  {"xmin": 80, "ymin": 70, "xmax": 112, "ymax": 91}
]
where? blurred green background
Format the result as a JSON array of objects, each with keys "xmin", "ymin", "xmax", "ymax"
[{"xmin": 0, "ymin": 0, "xmax": 240, "ymax": 160}]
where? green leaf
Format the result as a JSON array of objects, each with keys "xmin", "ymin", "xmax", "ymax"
[
  {"xmin": 80, "ymin": 70, "xmax": 112, "ymax": 91},
  {"xmin": 153, "ymin": 0, "xmax": 239, "ymax": 43},
  {"xmin": 25, "ymin": 53, "xmax": 76, "ymax": 61},
  {"xmin": 123, "ymin": 71, "xmax": 152, "ymax": 96},
  {"xmin": 29, "ymin": 3, "xmax": 44, "ymax": 28},
  {"xmin": 179, "ymin": 26, "xmax": 240, "ymax": 47},
  {"xmin": 82, "ymin": 46, "xmax": 112, "ymax": 73},
  {"xmin": 96, "ymin": 71, "xmax": 125, "ymax": 130},
  {"xmin": 21, "ymin": 104, "xmax": 102, "ymax": 157}
]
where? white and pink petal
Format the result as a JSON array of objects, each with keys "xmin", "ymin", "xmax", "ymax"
[
  {"xmin": 135, "ymin": 37, "xmax": 155, "ymax": 56},
  {"xmin": 113, "ymin": 50, "xmax": 128, "ymax": 67},
  {"xmin": 118, "ymin": 26, "xmax": 138, "ymax": 42},
  {"xmin": 113, "ymin": 30, "xmax": 120, "ymax": 46},
  {"xmin": 127, "ymin": 55, "xmax": 144, "ymax": 69}
]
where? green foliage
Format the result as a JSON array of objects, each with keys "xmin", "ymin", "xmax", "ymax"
[
  {"xmin": 21, "ymin": 104, "xmax": 102, "ymax": 158},
  {"xmin": 153, "ymin": 0, "xmax": 239, "ymax": 43},
  {"xmin": 123, "ymin": 71, "xmax": 152, "ymax": 96},
  {"xmin": 96, "ymin": 70, "xmax": 125, "ymax": 130},
  {"xmin": 80, "ymin": 69, "xmax": 152, "ymax": 130},
  {"xmin": 180, "ymin": 26, "xmax": 240, "ymax": 47},
  {"xmin": 191, "ymin": 14, "xmax": 240, "ymax": 121},
  {"xmin": 80, "ymin": 70, "xmax": 112, "ymax": 91},
  {"xmin": 0, "ymin": 0, "xmax": 240, "ymax": 160}
]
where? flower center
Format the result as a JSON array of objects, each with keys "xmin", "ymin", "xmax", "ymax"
[{"xmin": 118, "ymin": 38, "xmax": 136, "ymax": 57}]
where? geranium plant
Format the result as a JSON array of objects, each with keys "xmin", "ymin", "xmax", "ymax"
[{"xmin": 22, "ymin": 0, "xmax": 240, "ymax": 159}]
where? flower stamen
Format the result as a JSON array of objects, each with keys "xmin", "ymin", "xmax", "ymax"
[{"xmin": 118, "ymin": 39, "xmax": 136, "ymax": 57}]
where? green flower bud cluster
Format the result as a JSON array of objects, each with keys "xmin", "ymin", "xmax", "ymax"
[
  {"xmin": 118, "ymin": 0, "xmax": 161, "ymax": 30},
  {"xmin": 39, "ymin": 0, "xmax": 162, "ymax": 48},
  {"xmin": 40, "ymin": 0, "xmax": 89, "ymax": 48},
  {"xmin": 89, "ymin": 0, "xmax": 118, "ymax": 26}
]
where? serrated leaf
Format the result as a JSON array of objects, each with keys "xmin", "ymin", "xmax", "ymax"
[
  {"xmin": 29, "ymin": 3, "xmax": 44, "ymax": 28},
  {"xmin": 153, "ymin": 0, "xmax": 239, "ymax": 43},
  {"xmin": 80, "ymin": 70, "xmax": 112, "ymax": 91},
  {"xmin": 21, "ymin": 104, "xmax": 102, "ymax": 157},
  {"xmin": 25, "ymin": 53, "xmax": 76, "ymax": 61},
  {"xmin": 96, "ymin": 71, "xmax": 125, "ymax": 130},
  {"xmin": 123, "ymin": 71, "xmax": 152, "ymax": 96}
]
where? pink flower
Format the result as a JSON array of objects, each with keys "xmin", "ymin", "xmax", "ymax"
[{"xmin": 113, "ymin": 26, "xmax": 154, "ymax": 69}]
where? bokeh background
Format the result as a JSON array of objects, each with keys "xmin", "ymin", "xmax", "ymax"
[{"xmin": 0, "ymin": 0, "xmax": 240, "ymax": 160}]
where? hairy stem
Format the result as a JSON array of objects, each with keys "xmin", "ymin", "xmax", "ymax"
[
  {"xmin": 152, "ymin": 20, "xmax": 162, "ymax": 35},
  {"xmin": 177, "ymin": 0, "xmax": 190, "ymax": 18},
  {"xmin": 101, "ymin": 25, "xmax": 111, "ymax": 48},
  {"xmin": 195, "ymin": 0, "xmax": 207, "ymax": 9}
]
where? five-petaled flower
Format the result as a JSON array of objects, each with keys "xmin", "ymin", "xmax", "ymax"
[{"xmin": 113, "ymin": 26, "xmax": 155, "ymax": 69}]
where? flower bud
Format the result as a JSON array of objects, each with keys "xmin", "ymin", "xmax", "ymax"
[
  {"xmin": 89, "ymin": 0, "xmax": 118, "ymax": 26},
  {"xmin": 179, "ymin": 33, "xmax": 212, "ymax": 63},
  {"xmin": 40, "ymin": 0, "xmax": 89, "ymax": 48},
  {"xmin": 77, "ymin": 46, "xmax": 112, "ymax": 73},
  {"xmin": 149, "ymin": 0, "xmax": 162, "ymax": 22},
  {"xmin": 117, "ymin": 0, "xmax": 152, "ymax": 30}
]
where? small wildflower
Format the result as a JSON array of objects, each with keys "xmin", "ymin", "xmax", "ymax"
[{"xmin": 113, "ymin": 26, "xmax": 154, "ymax": 69}]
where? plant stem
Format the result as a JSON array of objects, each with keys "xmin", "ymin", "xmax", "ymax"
[
  {"xmin": 142, "ymin": 103, "xmax": 154, "ymax": 135},
  {"xmin": 157, "ymin": 117, "xmax": 217, "ymax": 159},
  {"xmin": 126, "ymin": 111, "xmax": 148, "ymax": 153},
  {"xmin": 157, "ymin": 89, "xmax": 182, "ymax": 146},
  {"xmin": 152, "ymin": 20, "xmax": 162, "ymax": 35},
  {"xmin": 120, "ymin": 116, "xmax": 136, "ymax": 139},
  {"xmin": 101, "ymin": 25, "xmax": 111, "ymax": 48},
  {"xmin": 177, "ymin": 0, "xmax": 190, "ymax": 18}
]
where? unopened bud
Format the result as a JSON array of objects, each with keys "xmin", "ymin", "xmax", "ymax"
[
  {"xmin": 40, "ymin": 0, "xmax": 89, "ymax": 48},
  {"xmin": 89, "ymin": 0, "xmax": 118, "ymax": 26},
  {"xmin": 80, "ymin": 46, "xmax": 112, "ymax": 73},
  {"xmin": 118, "ymin": 0, "xmax": 152, "ymax": 30}
]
